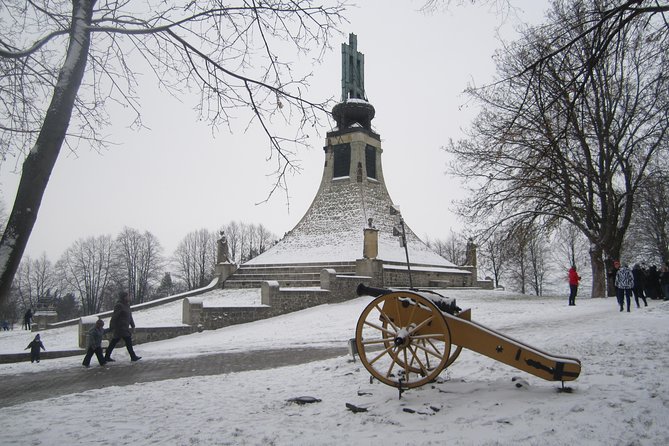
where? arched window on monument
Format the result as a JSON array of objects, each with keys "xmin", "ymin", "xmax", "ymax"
[
  {"xmin": 365, "ymin": 145, "xmax": 377, "ymax": 179},
  {"xmin": 333, "ymin": 144, "xmax": 351, "ymax": 178}
]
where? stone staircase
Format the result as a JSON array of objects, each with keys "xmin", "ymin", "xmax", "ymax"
[{"xmin": 223, "ymin": 261, "xmax": 357, "ymax": 288}]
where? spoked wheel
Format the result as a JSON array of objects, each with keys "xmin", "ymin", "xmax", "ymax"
[{"xmin": 355, "ymin": 291, "xmax": 452, "ymax": 389}]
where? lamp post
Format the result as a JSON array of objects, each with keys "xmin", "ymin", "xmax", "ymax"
[{"xmin": 391, "ymin": 205, "xmax": 413, "ymax": 289}]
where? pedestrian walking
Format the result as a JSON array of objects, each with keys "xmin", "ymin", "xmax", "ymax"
[
  {"xmin": 568, "ymin": 265, "xmax": 581, "ymax": 306},
  {"xmin": 82, "ymin": 319, "xmax": 107, "ymax": 367},
  {"xmin": 645, "ymin": 265, "xmax": 660, "ymax": 299},
  {"xmin": 104, "ymin": 291, "xmax": 141, "ymax": 363},
  {"xmin": 632, "ymin": 264, "xmax": 648, "ymax": 307},
  {"xmin": 615, "ymin": 263, "xmax": 635, "ymax": 312},
  {"xmin": 25, "ymin": 333, "xmax": 46, "ymax": 363}
]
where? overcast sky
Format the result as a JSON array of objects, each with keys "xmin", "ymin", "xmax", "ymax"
[{"xmin": 0, "ymin": 0, "xmax": 548, "ymax": 261}]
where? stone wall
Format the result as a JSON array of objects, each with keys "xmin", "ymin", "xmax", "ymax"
[
  {"xmin": 78, "ymin": 316, "xmax": 198, "ymax": 349},
  {"xmin": 184, "ymin": 270, "xmax": 371, "ymax": 330},
  {"xmin": 383, "ymin": 265, "xmax": 471, "ymax": 288}
]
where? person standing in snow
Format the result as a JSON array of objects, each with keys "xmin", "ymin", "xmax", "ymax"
[
  {"xmin": 568, "ymin": 265, "xmax": 581, "ymax": 306},
  {"xmin": 615, "ymin": 263, "xmax": 635, "ymax": 312},
  {"xmin": 82, "ymin": 319, "xmax": 107, "ymax": 367},
  {"xmin": 632, "ymin": 264, "xmax": 647, "ymax": 308},
  {"xmin": 660, "ymin": 261, "xmax": 669, "ymax": 301},
  {"xmin": 25, "ymin": 333, "xmax": 46, "ymax": 363},
  {"xmin": 23, "ymin": 308, "xmax": 32, "ymax": 330},
  {"xmin": 645, "ymin": 265, "xmax": 660, "ymax": 300},
  {"xmin": 104, "ymin": 291, "xmax": 141, "ymax": 363}
]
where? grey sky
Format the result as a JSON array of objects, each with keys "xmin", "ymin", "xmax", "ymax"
[{"xmin": 0, "ymin": 0, "xmax": 547, "ymax": 261}]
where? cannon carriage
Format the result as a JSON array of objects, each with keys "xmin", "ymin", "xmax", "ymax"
[{"xmin": 354, "ymin": 284, "xmax": 581, "ymax": 390}]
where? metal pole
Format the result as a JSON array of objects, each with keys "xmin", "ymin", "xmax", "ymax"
[{"xmin": 400, "ymin": 218, "xmax": 413, "ymax": 289}]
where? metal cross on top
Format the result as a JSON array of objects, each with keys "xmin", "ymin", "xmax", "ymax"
[{"xmin": 341, "ymin": 33, "xmax": 366, "ymax": 101}]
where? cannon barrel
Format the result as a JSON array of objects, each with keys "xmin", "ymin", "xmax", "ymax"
[{"xmin": 356, "ymin": 283, "xmax": 392, "ymax": 297}]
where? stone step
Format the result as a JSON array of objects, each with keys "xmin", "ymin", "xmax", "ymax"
[
  {"xmin": 224, "ymin": 278, "xmax": 321, "ymax": 289},
  {"xmin": 236, "ymin": 264, "xmax": 356, "ymax": 274},
  {"xmin": 223, "ymin": 261, "xmax": 357, "ymax": 289}
]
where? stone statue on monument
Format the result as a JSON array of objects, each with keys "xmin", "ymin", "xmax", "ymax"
[{"xmin": 217, "ymin": 231, "xmax": 231, "ymax": 264}]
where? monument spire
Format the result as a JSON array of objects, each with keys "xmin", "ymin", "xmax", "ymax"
[
  {"xmin": 341, "ymin": 33, "xmax": 365, "ymax": 101},
  {"xmin": 332, "ymin": 33, "xmax": 375, "ymax": 131}
]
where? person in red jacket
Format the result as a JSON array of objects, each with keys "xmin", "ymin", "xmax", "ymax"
[{"xmin": 568, "ymin": 265, "xmax": 581, "ymax": 306}]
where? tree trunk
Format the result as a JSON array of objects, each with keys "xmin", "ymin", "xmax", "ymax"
[
  {"xmin": 0, "ymin": 0, "xmax": 97, "ymax": 305},
  {"xmin": 589, "ymin": 245, "xmax": 607, "ymax": 298}
]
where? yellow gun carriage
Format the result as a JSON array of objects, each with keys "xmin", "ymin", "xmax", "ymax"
[{"xmin": 355, "ymin": 285, "xmax": 581, "ymax": 390}]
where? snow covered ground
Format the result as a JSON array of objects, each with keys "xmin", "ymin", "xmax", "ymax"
[{"xmin": 1, "ymin": 288, "xmax": 668, "ymax": 445}]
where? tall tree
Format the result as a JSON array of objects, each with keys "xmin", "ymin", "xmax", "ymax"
[
  {"xmin": 57, "ymin": 235, "xmax": 115, "ymax": 314},
  {"xmin": 626, "ymin": 170, "xmax": 669, "ymax": 263},
  {"xmin": 173, "ymin": 229, "xmax": 216, "ymax": 290},
  {"xmin": 424, "ymin": 1, "xmax": 669, "ymax": 86},
  {"xmin": 0, "ymin": 0, "xmax": 346, "ymax": 306},
  {"xmin": 448, "ymin": 0, "xmax": 669, "ymax": 297},
  {"xmin": 115, "ymin": 227, "xmax": 163, "ymax": 304},
  {"xmin": 478, "ymin": 231, "xmax": 510, "ymax": 289},
  {"xmin": 13, "ymin": 253, "xmax": 62, "ymax": 311}
]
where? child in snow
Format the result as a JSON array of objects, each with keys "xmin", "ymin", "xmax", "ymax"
[
  {"xmin": 82, "ymin": 319, "xmax": 107, "ymax": 367},
  {"xmin": 25, "ymin": 333, "xmax": 46, "ymax": 363}
]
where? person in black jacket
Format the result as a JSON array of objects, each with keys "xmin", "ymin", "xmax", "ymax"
[
  {"xmin": 82, "ymin": 319, "xmax": 107, "ymax": 367},
  {"xmin": 23, "ymin": 308, "xmax": 33, "ymax": 330},
  {"xmin": 632, "ymin": 264, "xmax": 647, "ymax": 308},
  {"xmin": 25, "ymin": 333, "xmax": 45, "ymax": 363},
  {"xmin": 104, "ymin": 291, "xmax": 141, "ymax": 363}
]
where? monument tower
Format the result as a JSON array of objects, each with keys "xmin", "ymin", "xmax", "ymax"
[{"xmin": 231, "ymin": 34, "xmax": 473, "ymax": 288}]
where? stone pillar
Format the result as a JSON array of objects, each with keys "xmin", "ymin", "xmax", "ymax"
[
  {"xmin": 465, "ymin": 238, "xmax": 477, "ymax": 267},
  {"xmin": 32, "ymin": 310, "xmax": 58, "ymax": 330},
  {"xmin": 261, "ymin": 281, "xmax": 280, "ymax": 306},
  {"xmin": 320, "ymin": 269, "xmax": 337, "ymax": 290},
  {"xmin": 356, "ymin": 258, "xmax": 384, "ymax": 287},
  {"xmin": 183, "ymin": 298, "xmax": 203, "ymax": 326},
  {"xmin": 363, "ymin": 227, "xmax": 379, "ymax": 259},
  {"xmin": 215, "ymin": 262, "xmax": 238, "ymax": 282}
]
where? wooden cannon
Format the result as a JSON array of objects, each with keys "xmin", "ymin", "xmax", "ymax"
[{"xmin": 354, "ymin": 285, "xmax": 581, "ymax": 389}]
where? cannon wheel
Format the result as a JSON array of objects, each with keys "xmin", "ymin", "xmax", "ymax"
[{"xmin": 355, "ymin": 291, "xmax": 452, "ymax": 389}]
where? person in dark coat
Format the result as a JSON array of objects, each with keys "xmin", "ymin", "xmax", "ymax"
[
  {"xmin": 25, "ymin": 333, "xmax": 45, "ymax": 363},
  {"xmin": 645, "ymin": 265, "xmax": 660, "ymax": 299},
  {"xmin": 23, "ymin": 309, "xmax": 33, "ymax": 330},
  {"xmin": 568, "ymin": 265, "xmax": 581, "ymax": 306},
  {"xmin": 660, "ymin": 261, "xmax": 669, "ymax": 301},
  {"xmin": 632, "ymin": 264, "xmax": 648, "ymax": 307},
  {"xmin": 82, "ymin": 319, "xmax": 107, "ymax": 367},
  {"xmin": 104, "ymin": 291, "xmax": 141, "ymax": 362}
]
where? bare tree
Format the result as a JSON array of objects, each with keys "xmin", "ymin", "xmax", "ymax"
[
  {"xmin": 626, "ymin": 170, "xmax": 669, "ymax": 263},
  {"xmin": 526, "ymin": 229, "xmax": 549, "ymax": 296},
  {"xmin": 425, "ymin": 229, "xmax": 468, "ymax": 265},
  {"xmin": 57, "ymin": 235, "xmax": 115, "ymax": 314},
  {"xmin": 0, "ymin": 0, "xmax": 347, "ymax": 306},
  {"xmin": 448, "ymin": 0, "xmax": 669, "ymax": 297},
  {"xmin": 478, "ymin": 231, "xmax": 510, "ymax": 289},
  {"xmin": 255, "ymin": 224, "xmax": 276, "ymax": 257},
  {"xmin": 115, "ymin": 227, "xmax": 163, "ymax": 304},
  {"xmin": 551, "ymin": 221, "xmax": 591, "ymax": 287},
  {"xmin": 13, "ymin": 253, "xmax": 62, "ymax": 312},
  {"xmin": 424, "ymin": 1, "xmax": 669, "ymax": 89},
  {"xmin": 173, "ymin": 229, "xmax": 217, "ymax": 290}
]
